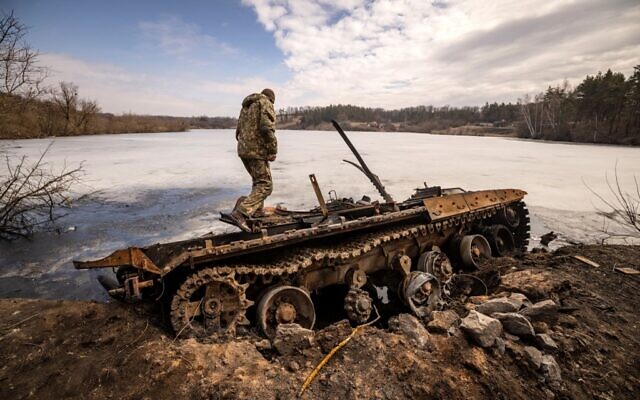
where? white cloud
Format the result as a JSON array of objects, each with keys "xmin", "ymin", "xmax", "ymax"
[
  {"xmin": 40, "ymin": 53, "xmax": 278, "ymax": 117},
  {"xmin": 242, "ymin": 0, "xmax": 640, "ymax": 108}
]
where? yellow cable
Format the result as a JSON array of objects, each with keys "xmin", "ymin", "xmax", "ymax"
[{"xmin": 299, "ymin": 308, "xmax": 380, "ymax": 397}]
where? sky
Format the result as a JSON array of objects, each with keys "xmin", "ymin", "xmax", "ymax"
[{"xmin": 3, "ymin": 0, "xmax": 639, "ymax": 117}]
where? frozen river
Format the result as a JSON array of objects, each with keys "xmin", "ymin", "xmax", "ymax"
[{"xmin": 1, "ymin": 129, "xmax": 639, "ymax": 300}]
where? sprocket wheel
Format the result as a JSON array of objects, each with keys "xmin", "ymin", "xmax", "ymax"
[
  {"xmin": 344, "ymin": 287, "xmax": 373, "ymax": 324},
  {"xmin": 170, "ymin": 269, "xmax": 253, "ymax": 338}
]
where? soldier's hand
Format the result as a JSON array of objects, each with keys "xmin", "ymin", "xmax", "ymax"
[{"xmin": 268, "ymin": 155, "xmax": 276, "ymax": 162}]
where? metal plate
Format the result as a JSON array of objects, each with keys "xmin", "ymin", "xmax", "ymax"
[{"xmin": 424, "ymin": 189, "xmax": 526, "ymax": 221}]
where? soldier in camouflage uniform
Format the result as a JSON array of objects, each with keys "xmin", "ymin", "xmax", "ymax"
[{"xmin": 230, "ymin": 88, "xmax": 277, "ymax": 231}]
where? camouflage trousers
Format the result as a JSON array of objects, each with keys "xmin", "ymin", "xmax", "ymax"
[{"xmin": 236, "ymin": 158, "xmax": 273, "ymax": 217}]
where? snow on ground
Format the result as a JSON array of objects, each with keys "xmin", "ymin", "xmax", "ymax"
[{"xmin": 1, "ymin": 129, "xmax": 639, "ymax": 300}]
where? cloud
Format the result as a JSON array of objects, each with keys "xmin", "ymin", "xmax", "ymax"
[
  {"xmin": 138, "ymin": 15, "xmax": 237, "ymax": 61},
  {"xmin": 242, "ymin": 0, "xmax": 640, "ymax": 108},
  {"xmin": 40, "ymin": 53, "xmax": 277, "ymax": 117}
]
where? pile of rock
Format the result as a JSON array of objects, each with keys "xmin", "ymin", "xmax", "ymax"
[{"xmin": 459, "ymin": 292, "xmax": 563, "ymax": 388}]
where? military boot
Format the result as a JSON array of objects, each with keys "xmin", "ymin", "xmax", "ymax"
[{"xmin": 230, "ymin": 210, "xmax": 251, "ymax": 232}]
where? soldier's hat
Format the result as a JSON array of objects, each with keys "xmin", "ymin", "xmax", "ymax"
[{"xmin": 261, "ymin": 88, "xmax": 275, "ymax": 103}]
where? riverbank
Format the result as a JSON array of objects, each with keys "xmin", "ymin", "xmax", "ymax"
[{"xmin": 1, "ymin": 244, "xmax": 638, "ymax": 399}]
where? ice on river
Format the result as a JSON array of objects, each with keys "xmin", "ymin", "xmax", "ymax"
[{"xmin": 1, "ymin": 129, "xmax": 639, "ymax": 300}]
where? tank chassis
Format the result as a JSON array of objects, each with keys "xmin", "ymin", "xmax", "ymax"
[{"xmin": 74, "ymin": 120, "xmax": 530, "ymax": 339}]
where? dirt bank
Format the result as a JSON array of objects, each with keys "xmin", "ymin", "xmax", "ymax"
[{"xmin": 1, "ymin": 244, "xmax": 639, "ymax": 399}]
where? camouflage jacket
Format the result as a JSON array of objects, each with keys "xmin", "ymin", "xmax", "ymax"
[{"xmin": 236, "ymin": 93, "xmax": 277, "ymax": 160}]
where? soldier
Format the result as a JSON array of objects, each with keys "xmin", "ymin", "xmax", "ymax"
[{"xmin": 230, "ymin": 88, "xmax": 277, "ymax": 231}]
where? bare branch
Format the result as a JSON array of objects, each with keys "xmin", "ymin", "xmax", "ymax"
[
  {"xmin": 585, "ymin": 166, "xmax": 640, "ymax": 240},
  {"xmin": 0, "ymin": 11, "xmax": 48, "ymax": 99},
  {"xmin": 0, "ymin": 143, "xmax": 83, "ymax": 240}
]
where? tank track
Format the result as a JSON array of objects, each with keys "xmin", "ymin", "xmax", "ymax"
[
  {"xmin": 512, "ymin": 201, "xmax": 531, "ymax": 252},
  {"xmin": 169, "ymin": 202, "xmax": 522, "ymax": 335}
]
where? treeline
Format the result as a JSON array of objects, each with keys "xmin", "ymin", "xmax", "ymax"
[
  {"xmin": 278, "ymin": 104, "xmax": 491, "ymax": 132},
  {"xmin": 519, "ymin": 67, "xmax": 640, "ymax": 144},
  {"xmin": 280, "ymin": 66, "xmax": 640, "ymax": 145},
  {"xmin": 0, "ymin": 89, "xmax": 237, "ymax": 139}
]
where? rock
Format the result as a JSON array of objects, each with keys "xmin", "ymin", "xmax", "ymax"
[
  {"xmin": 493, "ymin": 337, "xmax": 505, "ymax": 355},
  {"xmin": 475, "ymin": 297, "xmax": 521, "ymax": 315},
  {"xmin": 558, "ymin": 314, "xmax": 578, "ymax": 328},
  {"xmin": 468, "ymin": 295, "xmax": 490, "ymax": 304},
  {"xmin": 492, "ymin": 312, "xmax": 535, "ymax": 338},
  {"xmin": 427, "ymin": 310, "xmax": 460, "ymax": 334},
  {"xmin": 254, "ymin": 339, "xmax": 272, "ymax": 352},
  {"xmin": 287, "ymin": 360, "xmax": 300, "ymax": 372},
  {"xmin": 532, "ymin": 321, "xmax": 549, "ymax": 334},
  {"xmin": 388, "ymin": 313, "xmax": 431, "ymax": 348},
  {"xmin": 272, "ymin": 323, "xmax": 314, "ymax": 356},
  {"xmin": 460, "ymin": 310, "xmax": 503, "ymax": 348},
  {"xmin": 504, "ymin": 332, "xmax": 520, "ymax": 342},
  {"xmin": 542, "ymin": 388, "xmax": 556, "ymax": 399},
  {"xmin": 500, "ymin": 270, "xmax": 564, "ymax": 300},
  {"xmin": 315, "ymin": 320, "xmax": 352, "ymax": 353},
  {"xmin": 541, "ymin": 355, "xmax": 562, "ymax": 386},
  {"xmin": 535, "ymin": 333, "xmax": 559, "ymax": 352},
  {"xmin": 520, "ymin": 300, "xmax": 559, "ymax": 322},
  {"xmin": 509, "ymin": 293, "xmax": 531, "ymax": 308},
  {"xmin": 523, "ymin": 345, "xmax": 543, "ymax": 369}
]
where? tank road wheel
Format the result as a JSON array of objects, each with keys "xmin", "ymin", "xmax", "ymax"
[
  {"xmin": 501, "ymin": 204, "xmax": 521, "ymax": 228},
  {"xmin": 170, "ymin": 269, "xmax": 253, "ymax": 338},
  {"xmin": 459, "ymin": 235, "xmax": 492, "ymax": 269},
  {"xmin": 400, "ymin": 271, "xmax": 441, "ymax": 319},
  {"xmin": 256, "ymin": 285, "xmax": 315, "ymax": 339},
  {"xmin": 417, "ymin": 249, "xmax": 453, "ymax": 282},
  {"xmin": 484, "ymin": 225, "xmax": 516, "ymax": 256}
]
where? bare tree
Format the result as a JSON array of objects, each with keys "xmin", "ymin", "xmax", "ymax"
[
  {"xmin": 518, "ymin": 93, "xmax": 544, "ymax": 138},
  {"xmin": 586, "ymin": 165, "xmax": 640, "ymax": 241},
  {"xmin": 0, "ymin": 11, "xmax": 47, "ymax": 99},
  {"xmin": 53, "ymin": 81, "xmax": 78, "ymax": 134},
  {"xmin": 0, "ymin": 143, "xmax": 83, "ymax": 240},
  {"xmin": 76, "ymin": 98, "xmax": 100, "ymax": 131}
]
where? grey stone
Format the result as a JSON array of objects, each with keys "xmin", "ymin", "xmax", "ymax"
[
  {"xmin": 493, "ymin": 337, "xmax": 506, "ymax": 355},
  {"xmin": 520, "ymin": 300, "xmax": 559, "ymax": 322},
  {"xmin": 492, "ymin": 312, "xmax": 535, "ymax": 338},
  {"xmin": 541, "ymin": 355, "xmax": 562, "ymax": 385},
  {"xmin": 460, "ymin": 310, "xmax": 503, "ymax": 348},
  {"xmin": 272, "ymin": 323, "xmax": 315, "ymax": 356},
  {"xmin": 475, "ymin": 297, "xmax": 521, "ymax": 315},
  {"xmin": 524, "ymin": 345, "xmax": 543, "ymax": 369},
  {"xmin": 504, "ymin": 332, "xmax": 520, "ymax": 341},
  {"xmin": 388, "ymin": 313, "xmax": 431, "ymax": 348},
  {"xmin": 509, "ymin": 292, "xmax": 531, "ymax": 308},
  {"xmin": 427, "ymin": 310, "xmax": 460, "ymax": 334},
  {"xmin": 535, "ymin": 333, "xmax": 559, "ymax": 352}
]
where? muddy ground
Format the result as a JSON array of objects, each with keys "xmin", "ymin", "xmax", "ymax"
[{"xmin": 1, "ymin": 244, "xmax": 639, "ymax": 400}]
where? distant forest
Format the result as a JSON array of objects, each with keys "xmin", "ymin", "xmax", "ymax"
[{"xmin": 278, "ymin": 65, "xmax": 640, "ymax": 145}]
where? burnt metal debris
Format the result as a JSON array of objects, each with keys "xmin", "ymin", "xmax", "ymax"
[{"xmin": 74, "ymin": 120, "xmax": 530, "ymax": 339}]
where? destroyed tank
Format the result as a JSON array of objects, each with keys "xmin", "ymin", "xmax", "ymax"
[{"xmin": 74, "ymin": 121, "xmax": 530, "ymax": 339}]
